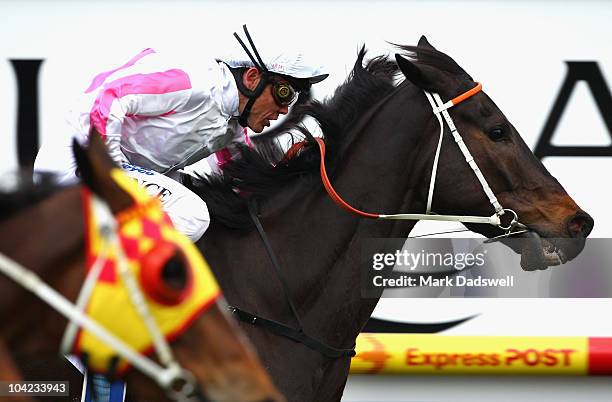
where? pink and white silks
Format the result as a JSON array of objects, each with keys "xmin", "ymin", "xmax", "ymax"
[{"xmin": 35, "ymin": 48, "xmax": 250, "ymax": 241}]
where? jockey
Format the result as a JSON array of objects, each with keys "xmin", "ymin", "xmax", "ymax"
[{"xmin": 34, "ymin": 26, "xmax": 328, "ymax": 242}]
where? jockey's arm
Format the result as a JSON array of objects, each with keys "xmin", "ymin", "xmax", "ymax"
[{"xmin": 88, "ymin": 70, "xmax": 191, "ymax": 166}]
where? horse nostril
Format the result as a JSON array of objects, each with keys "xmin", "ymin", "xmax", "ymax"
[{"xmin": 567, "ymin": 211, "xmax": 594, "ymax": 238}]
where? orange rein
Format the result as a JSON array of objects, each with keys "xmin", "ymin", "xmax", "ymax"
[
  {"xmin": 281, "ymin": 140, "xmax": 379, "ymax": 218},
  {"xmin": 288, "ymin": 83, "xmax": 483, "ymax": 220},
  {"xmin": 315, "ymin": 138, "xmax": 380, "ymax": 219}
]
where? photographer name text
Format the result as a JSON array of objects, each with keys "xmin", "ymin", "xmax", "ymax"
[{"xmin": 372, "ymin": 274, "xmax": 514, "ymax": 288}]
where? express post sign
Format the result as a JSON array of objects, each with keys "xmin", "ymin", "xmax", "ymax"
[{"xmin": 350, "ymin": 334, "xmax": 612, "ymax": 375}]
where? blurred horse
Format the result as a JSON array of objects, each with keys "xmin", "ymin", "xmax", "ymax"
[
  {"xmin": 185, "ymin": 36, "xmax": 593, "ymax": 401},
  {"xmin": 0, "ymin": 134, "xmax": 282, "ymax": 402}
]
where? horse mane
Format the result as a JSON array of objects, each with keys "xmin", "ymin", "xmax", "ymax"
[
  {"xmin": 186, "ymin": 42, "xmax": 462, "ymax": 230},
  {"xmin": 0, "ymin": 173, "xmax": 65, "ymax": 222}
]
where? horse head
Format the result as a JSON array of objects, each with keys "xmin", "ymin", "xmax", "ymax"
[
  {"xmin": 74, "ymin": 133, "xmax": 283, "ymax": 402},
  {"xmin": 181, "ymin": 36, "xmax": 597, "ymax": 401},
  {"xmin": 394, "ymin": 36, "xmax": 593, "ymax": 270},
  {"xmin": 0, "ymin": 132, "xmax": 283, "ymax": 402}
]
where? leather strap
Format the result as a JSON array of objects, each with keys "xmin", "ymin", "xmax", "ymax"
[
  {"xmin": 228, "ymin": 199, "xmax": 355, "ymax": 359},
  {"xmin": 229, "ymin": 306, "xmax": 355, "ymax": 358}
]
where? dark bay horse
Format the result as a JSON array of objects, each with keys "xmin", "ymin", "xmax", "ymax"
[
  {"xmin": 185, "ymin": 37, "xmax": 593, "ymax": 401},
  {"xmin": 0, "ymin": 135, "xmax": 282, "ymax": 402}
]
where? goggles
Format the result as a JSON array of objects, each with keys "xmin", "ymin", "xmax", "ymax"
[{"xmin": 270, "ymin": 78, "xmax": 297, "ymax": 106}]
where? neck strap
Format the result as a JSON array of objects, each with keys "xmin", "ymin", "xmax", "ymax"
[{"xmin": 228, "ymin": 199, "xmax": 356, "ymax": 359}]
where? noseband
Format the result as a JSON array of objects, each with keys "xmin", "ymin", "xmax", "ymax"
[
  {"xmin": 231, "ymin": 83, "xmax": 530, "ymax": 361},
  {"xmin": 317, "ymin": 82, "xmax": 528, "ymax": 238},
  {"xmin": 0, "ymin": 171, "xmax": 212, "ymax": 402}
]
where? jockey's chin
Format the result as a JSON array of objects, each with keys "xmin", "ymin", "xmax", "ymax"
[
  {"xmin": 248, "ymin": 115, "xmax": 275, "ymax": 133},
  {"xmin": 248, "ymin": 122, "xmax": 265, "ymax": 133}
]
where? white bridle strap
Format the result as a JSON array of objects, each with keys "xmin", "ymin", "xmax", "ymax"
[
  {"xmin": 377, "ymin": 83, "xmax": 505, "ymax": 225},
  {"xmin": 59, "ymin": 238, "xmax": 108, "ymax": 356},
  {"xmin": 379, "ymin": 212, "xmax": 500, "ymax": 225},
  {"xmin": 0, "ymin": 251, "xmax": 182, "ymax": 389},
  {"xmin": 430, "ymin": 92, "xmax": 504, "ymax": 216},
  {"xmin": 113, "ymin": 233, "xmax": 183, "ymax": 372},
  {"xmin": 1, "ymin": 194, "xmax": 195, "ymax": 399},
  {"xmin": 61, "ymin": 194, "xmax": 114, "ymax": 356},
  {"xmin": 424, "ymin": 91, "xmax": 444, "ymax": 215},
  {"xmin": 316, "ymin": 81, "xmax": 523, "ymax": 231}
]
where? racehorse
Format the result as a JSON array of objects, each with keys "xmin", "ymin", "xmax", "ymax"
[
  {"xmin": 184, "ymin": 37, "xmax": 594, "ymax": 401},
  {"xmin": 0, "ymin": 134, "xmax": 283, "ymax": 402}
]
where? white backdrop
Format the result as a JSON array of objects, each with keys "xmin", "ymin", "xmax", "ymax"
[{"xmin": 1, "ymin": 0, "xmax": 611, "ymax": 336}]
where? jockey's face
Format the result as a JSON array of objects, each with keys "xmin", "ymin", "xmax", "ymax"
[{"xmin": 241, "ymin": 68, "xmax": 289, "ymax": 133}]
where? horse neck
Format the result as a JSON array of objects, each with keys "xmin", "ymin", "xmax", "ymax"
[
  {"xmin": 291, "ymin": 84, "xmax": 437, "ymax": 334},
  {"xmin": 209, "ymin": 84, "xmax": 438, "ymax": 347},
  {"xmin": 329, "ymin": 83, "xmax": 437, "ymax": 233},
  {"xmin": 0, "ymin": 186, "xmax": 85, "ymax": 347}
]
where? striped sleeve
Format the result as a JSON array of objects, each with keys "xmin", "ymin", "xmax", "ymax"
[{"xmin": 88, "ymin": 69, "xmax": 192, "ymax": 164}]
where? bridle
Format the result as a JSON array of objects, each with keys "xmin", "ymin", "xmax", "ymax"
[
  {"xmin": 0, "ymin": 183, "xmax": 204, "ymax": 402},
  {"xmin": 228, "ymin": 82, "xmax": 535, "ymax": 362},
  {"xmin": 231, "ymin": 82, "xmax": 531, "ymax": 360},
  {"xmin": 316, "ymin": 82, "xmax": 528, "ymax": 240}
]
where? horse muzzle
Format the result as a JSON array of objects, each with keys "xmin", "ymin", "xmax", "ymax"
[{"xmin": 501, "ymin": 227, "xmax": 591, "ymax": 272}]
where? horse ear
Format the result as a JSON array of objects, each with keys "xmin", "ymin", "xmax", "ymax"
[
  {"xmin": 74, "ymin": 129, "xmax": 134, "ymax": 212},
  {"xmin": 395, "ymin": 54, "xmax": 437, "ymax": 91},
  {"xmin": 418, "ymin": 35, "xmax": 436, "ymax": 50},
  {"xmin": 72, "ymin": 138, "xmax": 97, "ymax": 191},
  {"xmin": 73, "ymin": 129, "xmax": 112, "ymax": 193},
  {"xmin": 88, "ymin": 129, "xmax": 118, "ymax": 170}
]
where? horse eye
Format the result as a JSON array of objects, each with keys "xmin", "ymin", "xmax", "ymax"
[
  {"xmin": 140, "ymin": 243, "xmax": 191, "ymax": 305},
  {"xmin": 161, "ymin": 253, "xmax": 188, "ymax": 291},
  {"xmin": 488, "ymin": 126, "xmax": 506, "ymax": 142}
]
